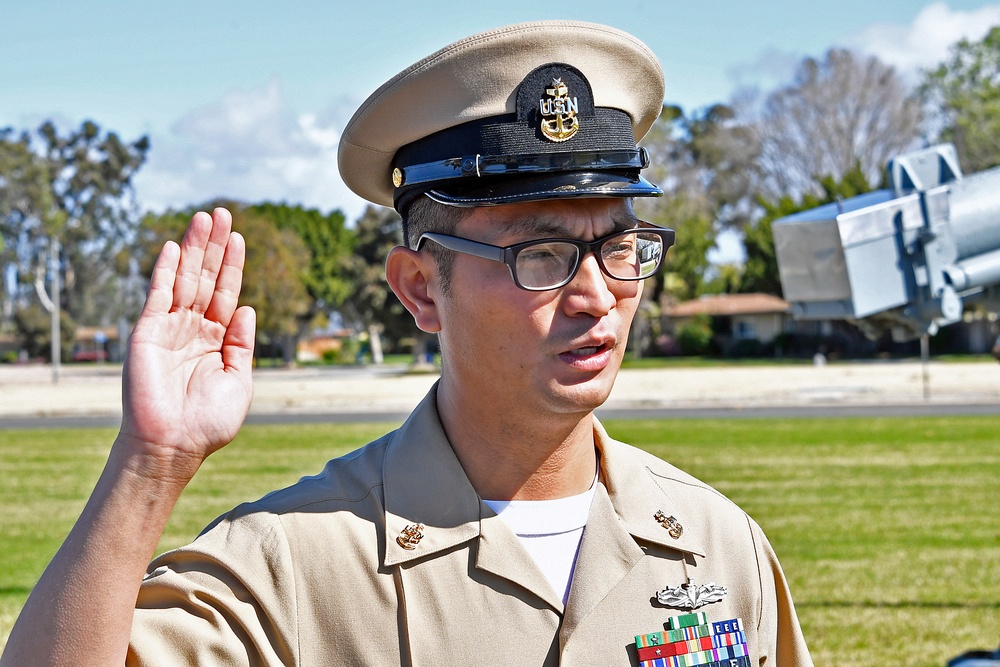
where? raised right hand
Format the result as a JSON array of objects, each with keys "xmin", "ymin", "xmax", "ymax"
[
  {"xmin": 0, "ymin": 208, "xmax": 257, "ymax": 667},
  {"xmin": 117, "ymin": 207, "xmax": 256, "ymax": 483}
]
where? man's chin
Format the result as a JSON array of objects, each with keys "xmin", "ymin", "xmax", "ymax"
[{"xmin": 543, "ymin": 374, "xmax": 617, "ymax": 415}]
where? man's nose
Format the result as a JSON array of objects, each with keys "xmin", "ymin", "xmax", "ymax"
[{"xmin": 561, "ymin": 253, "xmax": 620, "ymax": 316}]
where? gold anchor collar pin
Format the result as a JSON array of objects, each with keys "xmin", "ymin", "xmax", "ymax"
[
  {"xmin": 654, "ymin": 510, "xmax": 683, "ymax": 539},
  {"xmin": 396, "ymin": 523, "xmax": 424, "ymax": 550},
  {"xmin": 644, "ymin": 507, "xmax": 706, "ymax": 556},
  {"xmin": 383, "ymin": 515, "xmax": 482, "ymax": 566}
]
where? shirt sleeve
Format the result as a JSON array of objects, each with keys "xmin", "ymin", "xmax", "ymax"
[
  {"xmin": 128, "ymin": 502, "xmax": 299, "ymax": 666},
  {"xmin": 750, "ymin": 518, "xmax": 814, "ymax": 666}
]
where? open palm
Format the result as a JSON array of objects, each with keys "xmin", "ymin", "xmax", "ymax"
[{"xmin": 119, "ymin": 208, "xmax": 256, "ymax": 478}]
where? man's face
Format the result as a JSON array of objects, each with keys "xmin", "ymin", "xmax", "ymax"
[{"xmin": 432, "ymin": 197, "xmax": 644, "ymax": 417}]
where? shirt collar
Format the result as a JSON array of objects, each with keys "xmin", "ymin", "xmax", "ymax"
[
  {"xmin": 382, "ymin": 385, "xmax": 482, "ymax": 567},
  {"xmin": 382, "ymin": 386, "xmax": 706, "ymax": 567},
  {"xmin": 594, "ymin": 418, "xmax": 706, "ymax": 558}
]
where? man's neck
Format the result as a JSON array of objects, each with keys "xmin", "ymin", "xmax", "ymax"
[{"xmin": 435, "ymin": 379, "xmax": 599, "ymax": 501}]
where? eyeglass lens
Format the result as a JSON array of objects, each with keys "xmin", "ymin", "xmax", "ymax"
[{"xmin": 514, "ymin": 231, "xmax": 664, "ymax": 289}]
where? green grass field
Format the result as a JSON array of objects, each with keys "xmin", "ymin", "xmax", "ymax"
[{"xmin": 1, "ymin": 417, "xmax": 997, "ymax": 665}]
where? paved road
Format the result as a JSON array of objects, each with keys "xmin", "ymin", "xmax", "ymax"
[{"xmin": 1, "ymin": 360, "xmax": 998, "ymax": 428}]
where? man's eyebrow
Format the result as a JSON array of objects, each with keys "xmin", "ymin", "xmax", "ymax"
[
  {"xmin": 504, "ymin": 216, "xmax": 570, "ymax": 238},
  {"xmin": 610, "ymin": 213, "xmax": 642, "ymax": 232}
]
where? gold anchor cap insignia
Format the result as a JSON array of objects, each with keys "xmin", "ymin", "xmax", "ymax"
[
  {"xmin": 396, "ymin": 523, "xmax": 424, "ymax": 550},
  {"xmin": 654, "ymin": 510, "xmax": 683, "ymax": 539},
  {"xmin": 538, "ymin": 77, "xmax": 579, "ymax": 142},
  {"xmin": 655, "ymin": 578, "xmax": 728, "ymax": 610}
]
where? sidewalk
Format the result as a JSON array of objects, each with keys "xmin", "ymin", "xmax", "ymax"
[{"xmin": 1, "ymin": 360, "xmax": 998, "ymax": 419}]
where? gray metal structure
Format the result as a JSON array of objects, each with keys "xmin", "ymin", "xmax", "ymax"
[{"xmin": 772, "ymin": 144, "xmax": 1000, "ymax": 341}]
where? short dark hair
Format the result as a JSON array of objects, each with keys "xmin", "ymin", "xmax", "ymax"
[{"xmin": 403, "ymin": 196, "xmax": 473, "ymax": 293}]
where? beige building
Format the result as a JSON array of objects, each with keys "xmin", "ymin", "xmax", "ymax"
[
  {"xmin": 660, "ymin": 293, "xmax": 830, "ymax": 356},
  {"xmin": 665, "ymin": 293, "xmax": 792, "ymax": 341}
]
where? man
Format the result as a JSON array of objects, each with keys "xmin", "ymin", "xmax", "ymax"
[{"xmin": 2, "ymin": 21, "xmax": 812, "ymax": 666}]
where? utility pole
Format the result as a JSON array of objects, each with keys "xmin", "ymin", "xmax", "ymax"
[
  {"xmin": 49, "ymin": 235, "xmax": 61, "ymax": 384},
  {"xmin": 920, "ymin": 332, "xmax": 930, "ymax": 402}
]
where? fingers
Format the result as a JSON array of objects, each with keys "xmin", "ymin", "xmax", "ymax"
[
  {"xmin": 222, "ymin": 305, "xmax": 257, "ymax": 374},
  {"xmin": 173, "ymin": 208, "xmax": 234, "ymax": 314},
  {"xmin": 140, "ymin": 240, "xmax": 181, "ymax": 317},
  {"xmin": 170, "ymin": 211, "xmax": 213, "ymax": 310},
  {"xmin": 204, "ymin": 231, "xmax": 247, "ymax": 328}
]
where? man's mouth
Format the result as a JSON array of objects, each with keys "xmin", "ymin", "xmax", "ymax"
[
  {"xmin": 567, "ymin": 345, "xmax": 604, "ymax": 356},
  {"xmin": 558, "ymin": 339, "xmax": 616, "ymax": 369}
]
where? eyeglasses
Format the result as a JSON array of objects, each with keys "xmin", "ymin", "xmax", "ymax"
[{"xmin": 416, "ymin": 222, "xmax": 675, "ymax": 291}]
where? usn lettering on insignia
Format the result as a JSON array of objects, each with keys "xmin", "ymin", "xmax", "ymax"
[{"xmin": 538, "ymin": 78, "xmax": 579, "ymax": 142}]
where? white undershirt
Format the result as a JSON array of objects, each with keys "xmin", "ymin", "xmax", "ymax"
[{"xmin": 482, "ymin": 476, "xmax": 598, "ymax": 605}]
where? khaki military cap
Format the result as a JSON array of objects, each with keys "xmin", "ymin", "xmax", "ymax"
[{"xmin": 338, "ymin": 20, "xmax": 665, "ymax": 214}]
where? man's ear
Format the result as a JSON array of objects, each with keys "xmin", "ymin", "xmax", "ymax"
[{"xmin": 385, "ymin": 246, "xmax": 442, "ymax": 333}]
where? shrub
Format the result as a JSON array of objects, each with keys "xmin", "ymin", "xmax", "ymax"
[
  {"xmin": 677, "ymin": 316, "xmax": 713, "ymax": 356},
  {"xmin": 726, "ymin": 337, "xmax": 763, "ymax": 358},
  {"xmin": 13, "ymin": 305, "xmax": 76, "ymax": 362}
]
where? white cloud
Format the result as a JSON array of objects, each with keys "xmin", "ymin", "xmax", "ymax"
[
  {"xmin": 725, "ymin": 3, "xmax": 1000, "ymax": 99},
  {"xmin": 845, "ymin": 2, "xmax": 1000, "ymax": 76},
  {"xmin": 726, "ymin": 47, "xmax": 804, "ymax": 94},
  {"xmin": 133, "ymin": 77, "xmax": 371, "ymax": 223}
]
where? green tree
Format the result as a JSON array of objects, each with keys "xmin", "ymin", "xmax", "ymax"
[
  {"xmin": 634, "ymin": 104, "xmax": 749, "ymax": 352},
  {"xmin": 12, "ymin": 304, "xmax": 76, "ymax": 362},
  {"xmin": 37, "ymin": 121, "xmax": 148, "ymax": 323},
  {"xmin": 247, "ymin": 203, "xmax": 354, "ymax": 314},
  {"xmin": 676, "ymin": 315, "xmax": 713, "ymax": 356},
  {"xmin": 636, "ymin": 104, "xmax": 748, "ymax": 300},
  {"xmin": 922, "ymin": 25, "xmax": 1000, "ymax": 172},
  {"xmin": 341, "ymin": 206, "xmax": 416, "ymax": 358},
  {"xmin": 0, "ymin": 121, "xmax": 149, "ymax": 328},
  {"xmin": 643, "ymin": 194, "xmax": 717, "ymax": 302},
  {"xmin": 680, "ymin": 103, "xmax": 762, "ymax": 230},
  {"xmin": 233, "ymin": 208, "xmax": 312, "ymax": 363},
  {"xmin": 638, "ymin": 103, "xmax": 761, "ymax": 231},
  {"xmin": 0, "ymin": 129, "xmax": 60, "ymax": 331}
]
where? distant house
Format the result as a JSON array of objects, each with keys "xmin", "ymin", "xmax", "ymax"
[
  {"xmin": 297, "ymin": 328, "xmax": 354, "ymax": 363},
  {"xmin": 664, "ymin": 294, "xmax": 1000, "ymax": 357},
  {"xmin": 73, "ymin": 325, "xmax": 120, "ymax": 362},
  {"xmin": 664, "ymin": 293, "xmax": 794, "ymax": 344}
]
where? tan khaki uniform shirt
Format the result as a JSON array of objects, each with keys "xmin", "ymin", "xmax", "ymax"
[{"xmin": 129, "ymin": 388, "xmax": 812, "ymax": 665}]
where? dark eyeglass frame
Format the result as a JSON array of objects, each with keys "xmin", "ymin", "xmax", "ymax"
[{"xmin": 416, "ymin": 221, "xmax": 675, "ymax": 291}]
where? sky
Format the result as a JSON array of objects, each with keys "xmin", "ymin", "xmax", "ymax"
[{"xmin": 3, "ymin": 0, "xmax": 1000, "ymax": 231}]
